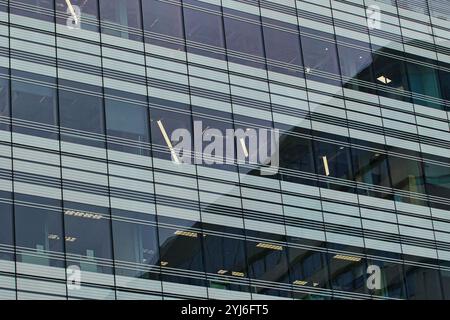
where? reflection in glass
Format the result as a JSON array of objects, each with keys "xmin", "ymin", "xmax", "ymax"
[
  {"xmin": 388, "ymin": 155, "xmax": 426, "ymax": 195},
  {"xmin": 100, "ymin": 0, "xmax": 142, "ymax": 40},
  {"xmin": 373, "ymin": 52, "xmax": 410, "ymax": 102},
  {"xmin": 328, "ymin": 253, "xmax": 368, "ymax": 294},
  {"xmin": 407, "ymin": 59, "xmax": 442, "ymax": 109},
  {"xmin": 55, "ymin": 0, "xmax": 99, "ymax": 32},
  {"xmin": 366, "ymin": 258, "xmax": 406, "ymax": 299},
  {"xmin": 0, "ymin": 202, "xmax": 14, "ymax": 261},
  {"xmin": 352, "ymin": 148, "xmax": 391, "ymax": 188},
  {"xmin": 314, "ymin": 141, "xmax": 353, "ymax": 181},
  {"xmin": 424, "ymin": 162, "xmax": 450, "ymax": 199},
  {"xmin": 404, "ymin": 264, "xmax": 443, "ymax": 299},
  {"xmin": 0, "ymin": 71, "xmax": 10, "ymax": 131},
  {"xmin": 11, "ymin": 0, "xmax": 54, "ymax": 22}
]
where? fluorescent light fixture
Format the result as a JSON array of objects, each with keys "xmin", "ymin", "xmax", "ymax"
[
  {"xmin": 174, "ymin": 230, "xmax": 198, "ymax": 238},
  {"xmin": 217, "ymin": 269, "xmax": 228, "ymax": 275},
  {"xmin": 232, "ymin": 271, "xmax": 244, "ymax": 277},
  {"xmin": 157, "ymin": 120, "xmax": 180, "ymax": 164},
  {"xmin": 377, "ymin": 75, "xmax": 392, "ymax": 84},
  {"xmin": 293, "ymin": 280, "xmax": 308, "ymax": 286},
  {"xmin": 65, "ymin": 0, "xmax": 79, "ymax": 24},
  {"xmin": 239, "ymin": 138, "xmax": 249, "ymax": 158},
  {"xmin": 256, "ymin": 242, "xmax": 283, "ymax": 251},
  {"xmin": 322, "ymin": 156, "xmax": 330, "ymax": 176},
  {"xmin": 65, "ymin": 210, "xmax": 102, "ymax": 220},
  {"xmin": 48, "ymin": 234, "xmax": 60, "ymax": 240},
  {"xmin": 333, "ymin": 254, "xmax": 361, "ymax": 262},
  {"xmin": 160, "ymin": 261, "xmax": 169, "ymax": 266},
  {"xmin": 65, "ymin": 236, "xmax": 77, "ymax": 242},
  {"xmin": 313, "ymin": 282, "xmax": 319, "ymax": 287}
]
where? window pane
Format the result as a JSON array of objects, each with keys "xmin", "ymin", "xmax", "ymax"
[
  {"xmin": 59, "ymin": 81, "xmax": 105, "ymax": 147},
  {"xmin": 203, "ymin": 235, "xmax": 249, "ymax": 292},
  {"xmin": 373, "ymin": 51, "xmax": 411, "ymax": 102},
  {"xmin": 142, "ymin": 0, "xmax": 185, "ymax": 51},
  {"xmin": 424, "ymin": 162, "xmax": 450, "ymax": 199},
  {"xmin": 328, "ymin": 253, "xmax": 369, "ymax": 294},
  {"xmin": 11, "ymin": 74, "xmax": 58, "ymax": 139},
  {"xmin": 246, "ymin": 240, "xmax": 291, "ymax": 297},
  {"xmin": 406, "ymin": 59, "xmax": 443, "ymax": 109},
  {"xmin": 0, "ymin": 202, "xmax": 14, "ymax": 262},
  {"xmin": 183, "ymin": 0, "xmax": 225, "ymax": 60},
  {"xmin": 112, "ymin": 218, "xmax": 159, "ymax": 279},
  {"xmin": 404, "ymin": 265, "xmax": 443, "ymax": 299},
  {"xmin": 0, "ymin": 71, "xmax": 10, "ymax": 131},
  {"xmin": 352, "ymin": 148, "xmax": 391, "ymax": 189},
  {"xmin": 55, "ymin": 0, "xmax": 99, "ymax": 32},
  {"xmin": 314, "ymin": 141, "xmax": 353, "ymax": 181},
  {"xmin": 224, "ymin": 8, "xmax": 265, "ymax": 69},
  {"xmin": 106, "ymin": 98, "xmax": 150, "ymax": 156},
  {"xmin": 15, "ymin": 205, "xmax": 64, "ymax": 268},
  {"xmin": 100, "ymin": 0, "xmax": 142, "ymax": 41},
  {"xmin": 64, "ymin": 205, "xmax": 113, "ymax": 274},
  {"xmin": 337, "ymin": 38, "xmax": 375, "ymax": 94},
  {"xmin": 11, "ymin": 0, "xmax": 54, "ymax": 22},
  {"xmin": 388, "ymin": 155, "xmax": 426, "ymax": 195},
  {"xmin": 301, "ymin": 29, "xmax": 341, "ymax": 86},
  {"xmin": 367, "ymin": 258, "xmax": 407, "ymax": 299},
  {"xmin": 263, "ymin": 17, "xmax": 303, "ymax": 77}
]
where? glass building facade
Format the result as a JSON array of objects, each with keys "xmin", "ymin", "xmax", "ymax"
[{"xmin": 0, "ymin": 0, "xmax": 449, "ymax": 300}]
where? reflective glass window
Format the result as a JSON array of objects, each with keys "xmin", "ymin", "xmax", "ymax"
[
  {"xmin": 142, "ymin": 0, "xmax": 185, "ymax": 51},
  {"xmin": 314, "ymin": 141, "xmax": 353, "ymax": 181},
  {"xmin": 406, "ymin": 58, "xmax": 442, "ymax": 109},
  {"xmin": 59, "ymin": 80, "xmax": 105, "ymax": 147},
  {"xmin": 0, "ymin": 71, "xmax": 10, "ymax": 131},
  {"xmin": 223, "ymin": 8, "xmax": 265, "ymax": 69},
  {"xmin": 15, "ymin": 205, "xmax": 64, "ymax": 268},
  {"xmin": 366, "ymin": 258, "xmax": 407, "ymax": 299},
  {"xmin": 11, "ymin": 0, "xmax": 54, "ymax": 22},
  {"xmin": 301, "ymin": 29, "xmax": 341, "ymax": 86},
  {"xmin": 352, "ymin": 148, "xmax": 391, "ymax": 188},
  {"xmin": 424, "ymin": 162, "xmax": 450, "ymax": 199},
  {"xmin": 388, "ymin": 155, "xmax": 426, "ymax": 195},
  {"xmin": 183, "ymin": 0, "xmax": 225, "ymax": 60},
  {"xmin": 100, "ymin": 0, "xmax": 142, "ymax": 41},
  {"xmin": 106, "ymin": 98, "xmax": 150, "ymax": 156},
  {"xmin": 112, "ymin": 218, "xmax": 159, "ymax": 279},
  {"xmin": 262, "ymin": 17, "xmax": 303, "ymax": 77},
  {"xmin": 328, "ymin": 253, "xmax": 369, "ymax": 294},
  {"xmin": 0, "ymin": 202, "xmax": 14, "ymax": 262},
  {"xmin": 404, "ymin": 264, "xmax": 443, "ymax": 299},
  {"xmin": 55, "ymin": 0, "xmax": 99, "ymax": 32},
  {"xmin": 11, "ymin": 73, "xmax": 58, "ymax": 139}
]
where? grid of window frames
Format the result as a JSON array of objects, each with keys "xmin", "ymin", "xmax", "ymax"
[{"xmin": 0, "ymin": 0, "xmax": 448, "ymax": 300}]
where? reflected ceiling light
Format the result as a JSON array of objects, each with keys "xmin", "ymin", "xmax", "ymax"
[
  {"xmin": 217, "ymin": 269, "xmax": 228, "ymax": 275},
  {"xmin": 160, "ymin": 261, "xmax": 169, "ymax": 266},
  {"xmin": 322, "ymin": 156, "xmax": 330, "ymax": 176},
  {"xmin": 65, "ymin": 0, "xmax": 79, "ymax": 24},
  {"xmin": 256, "ymin": 242, "xmax": 283, "ymax": 251},
  {"xmin": 239, "ymin": 138, "xmax": 249, "ymax": 158},
  {"xmin": 48, "ymin": 234, "xmax": 60, "ymax": 240},
  {"xmin": 377, "ymin": 75, "xmax": 392, "ymax": 84},
  {"xmin": 65, "ymin": 210, "xmax": 102, "ymax": 220},
  {"xmin": 232, "ymin": 271, "xmax": 245, "ymax": 277},
  {"xmin": 174, "ymin": 230, "xmax": 198, "ymax": 238},
  {"xmin": 305, "ymin": 67, "xmax": 311, "ymax": 74},
  {"xmin": 293, "ymin": 280, "xmax": 308, "ymax": 286},
  {"xmin": 313, "ymin": 282, "xmax": 319, "ymax": 287},
  {"xmin": 333, "ymin": 254, "xmax": 361, "ymax": 262},
  {"xmin": 157, "ymin": 120, "xmax": 180, "ymax": 164},
  {"xmin": 65, "ymin": 236, "xmax": 77, "ymax": 242}
]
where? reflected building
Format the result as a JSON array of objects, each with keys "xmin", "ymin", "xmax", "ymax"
[{"xmin": 0, "ymin": 0, "xmax": 449, "ymax": 300}]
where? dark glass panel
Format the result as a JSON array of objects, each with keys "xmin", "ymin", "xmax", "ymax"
[
  {"xmin": 406, "ymin": 59, "xmax": 443, "ymax": 109},
  {"xmin": 404, "ymin": 264, "xmax": 443, "ymax": 299},
  {"xmin": 183, "ymin": 0, "xmax": 225, "ymax": 60},
  {"xmin": 158, "ymin": 225, "xmax": 205, "ymax": 286},
  {"xmin": 0, "ymin": 72, "xmax": 10, "ymax": 131},
  {"xmin": 337, "ymin": 39, "xmax": 375, "ymax": 94},
  {"xmin": 15, "ymin": 205, "xmax": 64, "ymax": 268},
  {"xmin": 424, "ymin": 162, "xmax": 450, "ymax": 199},
  {"xmin": 438, "ymin": 68, "xmax": 450, "ymax": 107},
  {"xmin": 0, "ymin": 202, "xmax": 14, "ymax": 261},
  {"xmin": 327, "ymin": 252, "xmax": 369, "ymax": 294},
  {"xmin": 223, "ymin": 8, "xmax": 265, "ymax": 69},
  {"xmin": 246, "ymin": 240, "xmax": 291, "ymax": 297},
  {"xmin": 373, "ymin": 52, "xmax": 411, "ymax": 102},
  {"xmin": 288, "ymin": 247, "xmax": 330, "ymax": 299},
  {"xmin": 300, "ymin": 29, "xmax": 341, "ymax": 86},
  {"xmin": 105, "ymin": 98, "xmax": 150, "ymax": 156},
  {"xmin": 440, "ymin": 269, "xmax": 450, "ymax": 299},
  {"xmin": 262, "ymin": 17, "xmax": 303, "ymax": 77},
  {"xmin": 112, "ymin": 218, "xmax": 159, "ymax": 280},
  {"xmin": 142, "ymin": 0, "xmax": 185, "ymax": 51},
  {"xmin": 59, "ymin": 80, "xmax": 105, "ymax": 148},
  {"xmin": 99, "ymin": 0, "xmax": 142, "ymax": 41},
  {"xmin": 64, "ymin": 205, "xmax": 113, "ymax": 274},
  {"xmin": 55, "ymin": 0, "xmax": 99, "ymax": 32},
  {"xmin": 388, "ymin": 155, "xmax": 426, "ymax": 195},
  {"xmin": 11, "ymin": 0, "xmax": 54, "ymax": 22},
  {"xmin": 366, "ymin": 257, "xmax": 407, "ymax": 299},
  {"xmin": 314, "ymin": 141, "xmax": 353, "ymax": 181},
  {"xmin": 11, "ymin": 74, "xmax": 58, "ymax": 140},
  {"xmin": 352, "ymin": 148, "xmax": 391, "ymax": 188},
  {"xmin": 203, "ymin": 234, "xmax": 249, "ymax": 292}
]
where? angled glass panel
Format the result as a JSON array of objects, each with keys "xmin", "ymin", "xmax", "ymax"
[
  {"xmin": 424, "ymin": 162, "xmax": 450, "ymax": 199},
  {"xmin": 99, "ymin": 0, "xmax": 142, "ymax": 41},
  {"xmin": 404, "ymin": 264, "xmax": 443, "ymax": 300},
  {"xmin": 11, "ymin": 0, "xmax": 54, "ymax": 22},
  {"xmin": 352, "ymin": 148, "xmax": 391, "ymax": 189},
  {"xmin": 366, "ymin": 257, "xmax": 407, "ymax": 299},
  {"xmin": 327, "ymin": 252, "xmax": 369, "ymax": 295},
  {"xmin": 55, "ymin": 0, "xmax": 99, "ymax": 32},
  {"xmin": 314, "ymin": 140, "xmax": 353, "ymax": 181},
  {"xmin": 0, "ymin": 70, "xmax": 10, "ymax": 132},
  {"xmin": 388, "ymin": 155, "xmax": 426, "ymax": 195},
  {"xmin": 0, "ymin": 202, "xmax": 14, "ymax": 262}
]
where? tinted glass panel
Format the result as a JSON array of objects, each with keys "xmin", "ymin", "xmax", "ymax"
[
  {"xmin": 424, "ymin": 162, "xmax": 450, "ymax": 199},
  {"xmin": 55, "ymin": 0, "xmax": 99, "ymax": 32},
  {"xmin": 0, "ymin": 73, "xmax": 10, "ymax": 131},
  {"xmin": 100, "ymin": 0, "xmax": 142, "ymax": 40},
  {"xmin": 11, "ymin": 0, "xmax": 54, "ymax": 22},
  {"xmin": 0, "ymin": 202, "xmax": 14, "ymax": 261}
]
